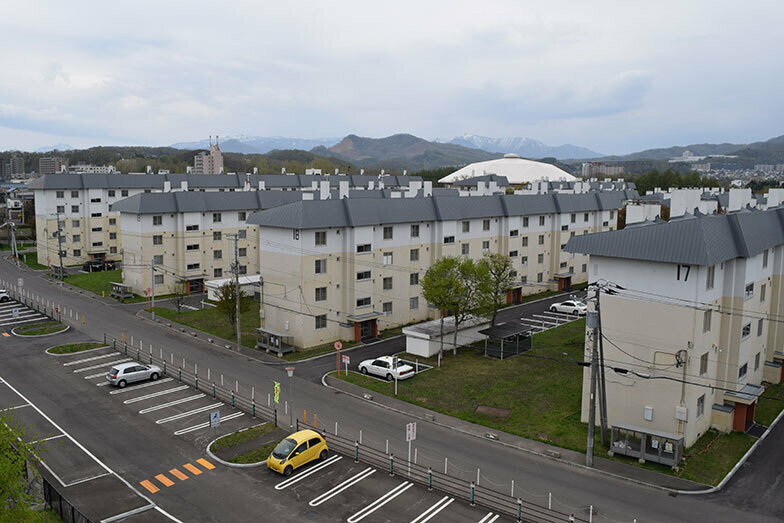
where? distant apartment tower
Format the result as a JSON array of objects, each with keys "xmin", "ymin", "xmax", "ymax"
[
  {"xmin": 39, "ymin": 157, "xmax": 68, "ymax": 174},
  {"xmin": 193, "ymin": 136, "xmax": 224, "ymax": 174},
  {"xmin": 5, "ymin": 156, "xmax": 25, "ymax": 175},
  {"xmin": 581, "ymin": 162, "xmax": 624, "ymax": 178}
]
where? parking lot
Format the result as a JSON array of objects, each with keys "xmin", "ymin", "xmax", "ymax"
[{"xmin": 0, "ymin": 297, "xmax": 49, "ymax": 330}]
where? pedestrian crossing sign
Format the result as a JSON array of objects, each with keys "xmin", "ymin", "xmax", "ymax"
[{"xmin": 274, "ymin": 381, "xmax": 280, "ymax": 404}]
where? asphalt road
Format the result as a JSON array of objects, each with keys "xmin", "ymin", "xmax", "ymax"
[{"xmin": 2, "ymin": 261, "xmax": 781, "ymax": 522}]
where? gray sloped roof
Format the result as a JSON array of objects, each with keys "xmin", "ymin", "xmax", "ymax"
[
  {"xmin": 111, "ymin": 190, "xmax": 302, "ymax": 214},
  {"xmin": 565, "ymin": 207, "xmax": 784, "ymax": 266},
  {"xmin": 450, "ymin": 174, "xmax": 509, "ymax": 187}
]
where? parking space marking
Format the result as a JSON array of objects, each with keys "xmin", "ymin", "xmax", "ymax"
[
  {"xmin": 64, "ymin": 472, "xmax": 113, "ymax": 487},
  {"xmin": 346, "ymin": 481, "xmax": 414, "ymax": 523},
  {"xmin": 275, "ymin": 455, "xmax": 343, "ymax": 490},
  {"xmin": 63, "ymin": 352, "xmax": 115, "ymax": 366},
  {"xmin": 109, "ymin": 378, "xmax": 173, "ymax": 394},
  {"xmin": 84, "ymin": 372, "xmax": 108, "ymax": 379},
  {"xmin": 173, "ymin": 412, "xmax": 244, "ymax": 435},
  {"xmin": 410, "ymin": 495, "xmax": 454, "ymax": 523},
  {"xmin": 308, "ymin": 467, "xmax": 376, "ymax": 507},
  {"xmin": 96, "ymin": 382, "xmax": 110, "ymax": 387},
  {"xmin": 0, "ymin": 317, "xmax": 47, "ymax": 327},
  {"xmin": 1, "ymin": 403, "xmax": 30, "ymax": 411},
  {"xmin": 139, "ymin": 480, "xmax": 160, "ymax": 494},
  {"xmin": 196, "ymin": 458, "xmax": 215, "ymax": 470},
  {"xmin": 155, "ymin": 403, "xmax": 223, "ymax": 424},
  {"xmin": 477, "ymin": 513, "xmax": 499, "ymax": 523},
  {"xmin": 154, "ymin": 474, "xmax": 175, "ymax": 487},
  {"xmin": 169, "ymin": 468, "xmax": 188, "ymax": 481},
  {"xmin": 31, "ymin": 433, "xmax": 66, "ymax": 444},
  {"xmin": 123, "ymin": 385, "xmax": 190, "ymax": 404},
  {"xmin": 73, "ymin": 358, "xmax": 130, "ymax": 373},
  {"xmin": 183, "ymin": 463, "xmax": 203, "ymax": 476},
  {"xmin": 138, "ymin": 394, "xmax": 204, "ymax": 414}
]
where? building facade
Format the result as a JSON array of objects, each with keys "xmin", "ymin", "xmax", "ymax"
[
  {"xmin": 193, "ymin": 140, "xmax": 224, "ymax": 175},
  {"xmin": 39, "ymin": 157, "xmax": 68, "ymax": 174}
]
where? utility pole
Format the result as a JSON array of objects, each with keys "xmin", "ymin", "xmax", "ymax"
[
  {"xmin": 10, "ymin": 222, "xmax": 18, "ymax": 268},
  {"xmin": 151, "ymin": 259, "xmax": 156, "ymax": 321},
  {"xmin": 586, "ymin": 307, "xmax": 599, "ymax": 467},
  {"xmin": 596, "ymin": 288, "xmax": 609, "ymax": 446},
  {"xmin": 229, "ymin": 233, "xmax": 241, "ymax": 351},
  {"xmin": 55, "ymin": 211, "xmax": 64, "ymax": 280}
]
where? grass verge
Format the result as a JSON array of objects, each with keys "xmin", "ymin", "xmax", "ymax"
[
  {"xmin": 48, "ymin": 342, "xmax": 106, "ymax": 354},
  {"xmin": 230, "ymin": 441, "xmax": 278, "ymax": 464},
  {"xmin": 15, "ymin": 321, "xmax": 66, "ymax": 336},
  {"xmin": 155, "ymin": 301, "xmax": 260, "ymax": 349},
  {"xmin": 756, "ymin": 381, "xmax": 784, "ymax": 426},
  {"xmin": 64, "ymin": 270, "xmax": 122, "ymax": 296},
  {"xmin": 20, "ymin": 252, "xmax": 47, "ymax": 270},
  {"xmin": 212, "ymin": 424, "xmax": 277, "ymax": 451}
]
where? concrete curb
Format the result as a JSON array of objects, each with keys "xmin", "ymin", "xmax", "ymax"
[
  {"xmin": 320, "ymin": 371, "xmax": 715, "ymax": 494},
  {"xmin": 45, "ymin": 343, "xmax": 109, "ymax": 356},
  {"xmin": 12, "ymin": 324, "xmax": 70, "ymax": 338},
  {"xmin": 205, "ymin": 423, "xmax": 270, "ymax": 468}
]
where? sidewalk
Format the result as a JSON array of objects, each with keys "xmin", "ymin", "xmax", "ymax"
[{"xmin": 324, "ymin": 373, "xmax": 707, "ymax": 492}]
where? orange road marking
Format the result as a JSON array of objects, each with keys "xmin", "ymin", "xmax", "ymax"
[
  {"xmin": 1, "ymin": 333, "xmax": 9, "ymax": 337},
  {"xmin": 196, "ymin": 458, "xmax": 215, "ymax": 470},
  {"xmin": 140, "ymin": 480, "xmax": 159, "ymax": 493},
  {"xmin": 183, "ymin": 463, "xmax": 202, "ymax": 475},
  {"xmin": 169, "ymin": 468, "xmax": 188, "ymax": 481},
  {"xmin": 155, "ymin": 473, "xmax": 174, "ymax": 487}
]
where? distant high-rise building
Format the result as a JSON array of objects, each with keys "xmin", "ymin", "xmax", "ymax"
[
  {"xmin": 39, "ymin": 157, "xmax": 68, "ymax": 174},
  {"xmin": 193, "ymin": 136, "xmax": 224, "ymax": 174},
  {"xmin": 5, "ymin": 155, "xmax": 25, "ymax": 176}
]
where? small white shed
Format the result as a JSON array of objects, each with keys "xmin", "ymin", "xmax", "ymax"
[
  {"xmin": 402, "ymin": 315, "xmax": 488, "ymax": 357},
  {"xmin": 205, "ymin": 275, "xmax": 261, "ymax": 301}
]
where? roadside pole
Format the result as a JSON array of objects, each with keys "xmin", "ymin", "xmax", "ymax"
[
  {"xmin": 596, "ymin": 288, "xmax": 609, "ymax": 446},
  {"xmin": 586, "ymin": 308, "xmax": 599, "ymax": 467},
  {"xmin": 150, "ymin": 260, "xmax": 156, "ymax": 321}
]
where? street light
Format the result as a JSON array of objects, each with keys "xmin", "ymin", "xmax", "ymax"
[{"xmin": 285, "ymin": 366, "xmax": 295, "ymax": 430}]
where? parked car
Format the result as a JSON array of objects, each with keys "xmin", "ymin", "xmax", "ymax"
[
  {"xmin": 267, "ymin": 429, "xmax": 328, "ymax": 476},
  {"xmin": 549, "ymin": 300, "xmax": 588, "ymax": 315},
  {"xmin": 0, "ymin": 290, "xmax": 9, "ymax": 303},
  {"xmin": 82, "ymin": 260, "xmax": 116, "ymax": 272},
  {"xmin": 358, "ymin": 355, "xmax": 415, "ymax": 381},
  {"xmin": 106, "ymin": 362, "xmax": 161, "ymax": 388}
]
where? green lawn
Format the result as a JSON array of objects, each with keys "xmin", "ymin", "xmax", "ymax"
[
  {"xmin": 756, "ymin": 381, "xmax": 784, "ymax": 426},
  {"xmin": 230, "ymin": 441, "xmax": 278, "ymax": 464},
  {"xmin": 15, "ymin": 321, "xmax": 66, "ymax": 336},
  {"xmin": 155, "ymin": 301, "xmax": 260, "ymax": 348},
  {"xmin": 20, "ymin": 252, "xmax": 47, "ymax": 270},
  {"xmin": 212, "ymin": 424, "xmax": 276, "ymax": 451},
  {"xmin": 48, "ymin": 342, "xmax": 106, "ymax": 354},
  {"xmin": 0, "ymin": 242, "xmax": 34, "ymax": 251},
  {"xmin": 64, "ymin": 269, "xmax": 122, "ymax": 296}
]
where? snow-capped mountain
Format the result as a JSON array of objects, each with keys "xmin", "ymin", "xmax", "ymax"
[
  {"xmin": 170, "ymin": 135, "xmax": 341, "ymax": 154},
  {"xmin": 438, "ymin": 135, "xmax": 601, "ymax": 160},
  {"xmin": 35, "ymin": 143, "xmax": 74, "ymax": 153}
]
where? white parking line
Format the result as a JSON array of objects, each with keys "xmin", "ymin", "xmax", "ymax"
[
  {"xmin": 155, "ymin": 403, "xmax": 223, "ymax": 424},
  {"xmin": 63, "ymin": 352, "xmax": 115, "ymax": 366},
  {"xmin": 96, "ymin": 382, "xmax": 110, "ymax": 387},
  {"xmin": 0, "ymin": 317, "xmax": 47, "ymax": 327},
  {"xmin": 0, "ymin": 311, "xmax": 40, "ymax": 320},
  {"xmin": 138, "ymin": 394, "xmax": 205, "ymax": 414},
  {"xmin": 31, "ymin": 433, "xmax": 66, "ymax": 444},
  {"xmin": 73, "ymin": 359, "xmax": 130, "ymax": 373},
  {"xmin": 308, "ymin": 467, "xmax": 376, "ymax": 507},
  {"xmin": 1, "ymin": 403, "xmax": 31, "ymax": 411},
  {"xmin": 347, "ymin": 481, "xmax": 413, "ymax": 523},
  {"xmin": 477, "ymin": 513, "xmax": 499, "ymax": 523},
  {"xmin": 109, "ymin": 378, "xmax": 173, "ymax": 394},
  {"xmin": 173, "ymin": 411, "xmax": 245, "ymax": 435},
  {"xmin": 84, "ymin": 372, "xmax": 109, "ymax": 379},
  {"xmin": 123, "ymin": 386, "xmax": 190, "ymax": 404},
  {"xmin": 410, "ymin": 496, "xmax": 454, "ymax": 523},
  {"xmin": 275, "ymin": 455, "xmax": 342, "ymax": 490}
]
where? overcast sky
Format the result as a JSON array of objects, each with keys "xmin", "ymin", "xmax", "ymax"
[{"xmin": 1, "ymin": 0, "xmax": 782, "ymax": 154}]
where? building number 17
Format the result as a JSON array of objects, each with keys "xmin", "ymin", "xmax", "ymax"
[{"xmin": 676, "ymin": 264, "xmax": 691, "ymax": 281}]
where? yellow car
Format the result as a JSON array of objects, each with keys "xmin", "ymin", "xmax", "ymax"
[{"xmin": 267, "ymin": 429, "xmax": 329, "ymax": 476}]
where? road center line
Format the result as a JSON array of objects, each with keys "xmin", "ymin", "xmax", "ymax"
[
  {"xmin": 138, "ymin": 394, "xmax": 205, "ymax": 414},
  {"xmin": 155, "ymin": 403, "xmax": 223, "ymax": 424},
  {"xmin": 309, "ymin": 468, "xmax": 376, "ymax": 507},
  {"xmin": 275, "ymin": 455, "xmax": 343, "ymax": 490},
  {"xmin": 347, "ymin": 481, "xmax": 413, "ymax": 523},
  {"xmin": 410, "ymin": 496, "xmax": 454, "ymax": 523},
  {"xmin": 109, "ymin": 378, "xmax": 173, "ymax": 394},
  {"xmin": 73, "ymin": 358, "xmax": 130, "ymax": 373},
  {"xmin": 123, "ymin": 386, "xmax": 190, "ymax": 404}
]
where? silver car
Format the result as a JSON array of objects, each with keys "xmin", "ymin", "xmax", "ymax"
[{"xmin": 106, "ymin": 362, "xmax": 162, "ymax": 388}]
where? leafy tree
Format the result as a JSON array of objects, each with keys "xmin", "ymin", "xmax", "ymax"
[
  {"xmin": 450, "ymin": 257, "xmax": 487, "ymax": 354},
  {"xmin": 215, "ymin": 283, "xmax": 251, "ymax": 335},
  {"xmin": 477, "ymin": 252, "xmax": 516, "ymax": 326},
  {"xmin": 421, "ymin": 256, "xmax": 462, "ymax": 365},
  {"xmin": 0, "ymin": 412, "xmax": 42, "ymax": 521},
  {"xmin": 169, "ymin": 279, "xmax": 189, "ymax": 314}
]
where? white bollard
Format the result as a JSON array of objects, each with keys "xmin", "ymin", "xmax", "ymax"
[
  {"xmin": 335, "ymin": 421, "xmax": 338, "ymax": 436},
  {"xmin": 548, "ymin": 493, "xmax": 552, "ymax": 510},
  {"xmin": 445, "ymin": 457, "xmax": 448, "ymax": 475},
  {"xmin": 476, "ymin": 468, "xmax": 480, "ymax": 486},
  {"xmin": 359, "ymin": 429, "xmax": 363, "ymax": 445},
  {"xmin": 268, "ymin": 393, "xmax": 271, "ymax": 407},
  {"xmin": 511, "ymin": 480, "xmax": 514, "ymax": 497},
  {"xmin": 589, "ymin": 505, "xmax": 593, "ymax": 522}
]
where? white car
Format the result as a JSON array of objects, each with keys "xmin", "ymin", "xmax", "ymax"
[
  {"xmin": 358, "ymin": 356, "xmax": 415, "ymax": 381},
  {"xmin": 106, "ymin": 362, "xmax": 162, "ymax": 388},
  {"xmin": 550, "ymin": 300, "xmax": 587, "ymax": 315},
  {"xmin": 0, "ymin": 290, "xmax": 9, "ymax": 303}
]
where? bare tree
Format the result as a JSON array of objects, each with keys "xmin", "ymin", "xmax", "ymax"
[{"xmin": 169, "ymin": 279, "xmax": 189, "ymax": 314}]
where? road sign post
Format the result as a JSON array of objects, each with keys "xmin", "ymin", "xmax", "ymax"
[
  {"xmin": 12, "ymin": 308, "xmax": 19, "ymax": 319},
  {"xmin": 335, "ymin": 341, "xmax": 343, "ymax": 376},
  {"xmin": 273, "ymin": 381, "xmax": 280, "ymax": 404},
  {"xmin": 406, "ymin": 422, "xmax": 416, "ymax": 476},
  {"xmin": 342, "ymin": 354, "xmax": 350, "ymax": 375}
]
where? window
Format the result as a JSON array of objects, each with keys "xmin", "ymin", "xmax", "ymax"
[
  {"xmin": 522, "ymin": 237, "xmax": 528, "ymax": 247},
  {"xmin": 570, "ymin": 213, "xmax": 576, "ymax": 223},
  {"xmin": 584, "ymin": 213, "xmax": 589, "ymax": 222},
  {"xmin": 539, "ymin": 216, "xmax": 545, "ymax": 226},
  {"xmin": 214, "ymin": 250, "xmax": 222, "ymax": 260},
  {"xmin": 91, "ymin": 241, "xmax": 103, "ymax": 247},
  {"xmin": 509, "ymin": 250, "xmax": 518, "ymax": 258},
  {"xmin": 187, "ymin": 244, "xmax": 199, "ymax": 251},
  {"xmin": 745, "ymin": 283, "xmax": 754, "ymax": 300},
  {"xmin": 357, "ymin": 243, "xmax": 371, "ymax": 253},
  {"xmin": 56, "ymin": 205, "xmax": 65, "ymax": 213},
  {"xmin": 561, "ymin": 225, "xmax": 568, "ymax": 232},
  {"xmin": 755, "ymin": 352, "xmax": 761, "ymax": 371},
  {"xmin": 383, "ymin": 252, "xmax": 393, "ymax": 265},
  {"xmin": 154, "ymin": 274, "xmax": 164, "ymax": 285},
  {"xmin": 538, "ymin": 253, "xmax": 544, "ymax": 264},
  {"xmin": 383, "ymin": 277, "xmax": 393, "ymax": 290},
  {"xmin": 312, "ymin": 259, "xmax": 326, "ymax": 274},
  {"xmin": 560, "ymin": 243, "xmax": 567, "ymax": 250},
  {"xmin": 410, "ymin": 224, "xmax": 420, "ymax": 238},
  {"xmin": 521, "ymin": 256, "xmax": 528, "ymax": 265},
  {"xmin": 56, "ymin": 191, "xmax": 64, "ymax": 198},
  {"xmin": 700, "ymin": 352, "xmax": 708, "ymax": 375},
  {"xmin": 410, "ymin": 272, "xmax": 419, "ymax": 285},
  {"xmin": 462, "ymin": 221, "xmax": 470, "ymax": 233},
  {"xmin": 121, "ymin": 190, "xmax": 128, "ymax": 197},
  {"xmin": 410, "ymin": 248, "xmax": 419, "ymax": 262},
  {"xmin": 187, "ymin": 263, "xmax": 200, "ymax": 270},
  {"xmin": 763, "ymin": 249, "xmax": 769, "ymax": 268},
  {"xmin": 71, "ymin": 190, "xmax": 79, "ymax": 198},
  {"xmin": 213, "ymin": 268, "xmax": 223, "ymax": 278},
  {"xmin": 537, "ymin": 272, "xmax": 543, "ymax": 283},
  {"xmin": 357, "ymin": 271, "xmax": 371, "ymax": 280},
  {"xmin": 706, "ymin": 265, "xmax": 715, "ymax": 290},
  {"xmin": 444, "ymin": 236, "xmax": 455, "ymax": 244},
  {"xmin": 761, "ymin": 283, "xmax": 766, "ymax": 303},
  {"xmin": 482, "ymin": 241, "xmax": 490, "ymax": 251},
  {"xmin": 73, "ymin": 249, "xmax": 81, "ymax": 257},
  {"xmin": 409, "ymin": 297, "xmax": 419, "ymax": 310},
  {"xmin": 462, "ymin": 244, "xmax": 470, "ymax": 255},
  {"xmin": 108, "ymin": 218, "xmax": 116, "ymax": 226},
  {"xmin": 758, "ymin": 318, "xmax": 764, "ymax": 336},
  {"xmin": 560, "ymin": 261, "xmax": 568, "ymax": 269},
  {"xmin": 91, "ymin": 226, "xmax": 103, "ymax": 232},
  {"xmin": 90, "ymin": 197, "xmax": 101, "ymax": 203},
  {"xmin": 110, "ymin": 246, "xmax": 117, "ymax": 253},
  {"xmin": 538, "ymin": 235, "xmax": 544, "ymax": 245},
  {"xmin": 523, "ymin": 217, "xmax": 529, "ymax": 227},
  {"xmin": 72, "ymin": 234, "xmax": 80, "ymax": 242},
  {"xmin": 356, "ymin": 297, "xmax": 371, "ymax": 308},
  {"xmin": 238, "ymin": 229, "xmax": 246, "ymax": 239},
  {"xmin": 239, "ymin": 265, "xmax": 247, "ymax": 275},
  {"xmin": 315, "ymin": 287, "xmax": 327, "ymax": 302},
  {"xmin": 108, "ymin": 232, "xmax": 116, "ymax": 240},
  {"xmin": 212, "ymin": 213, "xmax": 222, "ymax": 223},
  {"xmin": 186, "ymin": 224, "xmax": 199, "ymax": 231},
  {"xmin": 91, "ymin": 212, "xmax": 102, "ymax": 217},
  {"xmin": 742, "ymin": 322, "xmax": 751, "ymax": 339},
  {"xmin": 382, "ymin": 302, "xmax": 392, "ymax": 315},
  {"xmin": 153, "ymin": 235, "xmax": 162, "ymax": 245},
  {"xmin": 696, "ymin": 395, "xmax": 705, "ymax": 419},
  {"xmin": 213, "ymin": 231, "xmax": 222, "ymax": 241},
  {"xmin": 521, "ymin": 275, "xmax": 527, "ymax": 284},
  {"xmin": 739, "ymin": 363, "xmax": 748, "ymax": 380},
  {"xmin": 72, "ymin": 219, "xmax": 80, "ymax": 227},
  {"xmin": 510, "ymin": 229, "xmax": 518, "ymax": 237},
  {"xmin": 610, "ymin": 211, "xmax": 615, "ymax": 220},
  {"xmin": 582, "ymin": 263, "xmax": 587, "ymax": 273},
  {"xmin": 703, "ymin": 310, "xmax": 711, "ymax": 333},
  {"xmin": 383, "ymin": 226, "xmax": 393, "ymax": 240},
  {"xmin": 315, "ymin": 315, "xmax": 327, "ymax": 329},
  {"xmin": 153, "ymin": 255, "xmax": 163, "ymax": 265},
  {"xmin": 315, "ymin": 231, "xmax": 327, "ymax": 246},
  {"xmin": 483, "ymin": 219, "xmax": 490, "ymax": 231},
  {"xmin": 71, "ymin": 205, "xmax": 79, "ymax": 213},
  {"xmin": 108, "ymin": 190, "xmax": 115, "ymax": 197},
  {"xmin": 602, "ymin": 221, "xmax": 609, "ymax": 227},
  {"xmin": 238, "ymin": 211, "xmax": 246, "ymax": 221}
]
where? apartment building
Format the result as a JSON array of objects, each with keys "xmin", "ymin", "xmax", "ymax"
[
  {"xmin": 30, "ymin": 173, "xmax": 424, "ymax": 267},
  {"xmin": 247, "ymin": 190, "xmax": 633, "ymax": 349},
  {"xmin": 566, "ymin": 207, "xmax": 784, "ymax": 448},
  {"xmin": 39, "ymin": 157, "xmax": 68, "ymax": 174},
  {"xmin": 193, "ymin": 140, "xmax": 224, "ymax": 174}
]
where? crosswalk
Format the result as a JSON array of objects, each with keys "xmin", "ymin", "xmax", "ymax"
[{"xmin": 0, "ymin": 299, "xmax": 48, "ymax": 327}]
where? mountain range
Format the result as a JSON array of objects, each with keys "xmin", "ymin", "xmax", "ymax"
[
  {"xmin": 438, "ymin": 135, "xmax": 601, "ymax": 160},
  {"xmin": 35, "ymin": 143, "xmax": 74, "ymax": 153},
  {"xmin": 170, "ymin": 136, "xmax": 340, "ymax": 154}
]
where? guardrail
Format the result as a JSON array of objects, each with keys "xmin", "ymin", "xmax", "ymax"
[
  {"xmin": 43, "ymin": 475, "xmax": 93, "ymax": 523},
  {"xmin": 296, "ymin": 419, "xmax": 588, "ymax": 523}
]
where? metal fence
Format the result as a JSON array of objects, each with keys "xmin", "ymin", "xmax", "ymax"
[
  {"xmin": 296, "ymin": 420, "xmax": 588, "ymax": 523},
  {"xmin": 43, "ymin": 475, "xmax": 93, "ymax": 523}
]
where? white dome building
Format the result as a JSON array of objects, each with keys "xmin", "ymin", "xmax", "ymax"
[{"xmin": 439, "ymin": 153, "xmax": 577, "ymax": 185}]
